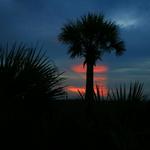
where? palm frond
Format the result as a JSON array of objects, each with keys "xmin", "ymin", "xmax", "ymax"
[
  {"xmin": 0, "ymin": 43, "xmax": 65, "ymax": 105},
  {"xmin": 78, "ymin": 82, "xmax": 145, "ymax": 102},
  {"xmin": 108, "ymin": 81, "xmax": 145, "ymax": 102},
  {"xmin": 59, "ymin": 12, "xmax": 125, "ymax": 64},
  {"xmin": 78, "ymin": 90, "xmax": 85, "ymax": 101}
]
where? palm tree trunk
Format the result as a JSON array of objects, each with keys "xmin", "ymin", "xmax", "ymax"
[{"xmin": 85, "ymin": 62, "xmax": 94, "ymax": 102}]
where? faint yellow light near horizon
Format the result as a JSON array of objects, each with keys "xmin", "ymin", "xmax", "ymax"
[
  {"xmin": 116, "ymin": 18, "xmax": 138, "ymax": 28},
  {"xmin": 113, "ymin": 14, "xmax": 139, "ymax": 28}
]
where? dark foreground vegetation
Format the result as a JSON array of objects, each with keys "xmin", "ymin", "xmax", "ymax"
[
  {"xmin": 0, "ymin": 43, "xmax": 149, "ymax": 150},
  {"xmin": 0, "ymin": 45, "xmax": 149, "ymax": 150},
  {"xmin": 0, "ymin": 11, "xmax": 149, "ymax": 149},
  {"xmin": 1, "ymin": 100, "xmax": 150, "ymax": 150}
]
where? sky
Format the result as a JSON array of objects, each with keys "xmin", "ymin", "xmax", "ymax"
[{"xmin": 0, "ymin": 0, "xmax": 150, "ymax": 98}]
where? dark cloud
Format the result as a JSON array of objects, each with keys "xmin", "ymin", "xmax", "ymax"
[{"xmin": 0, "ymin": 0, "xmax": 149, "ymax": 95}]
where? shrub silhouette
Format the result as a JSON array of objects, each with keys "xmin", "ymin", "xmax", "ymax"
[
  {"xmin": 0, "ymin": 43, "xmax": 65, "ymax": 106},
  {"xmin": 108, "ymin": 81, "xmax": 145, "ymax": 102},
  {"xmin": 78, "ymin": 81, "xmax": 145, "ymax": 102}
]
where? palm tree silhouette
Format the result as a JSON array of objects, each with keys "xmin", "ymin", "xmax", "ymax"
[
  {"xmin": 0, "ymin": 43, "xmax": 65, "ymax": 106},
  {"xmin": 59, "ymin": 13, "xmax": 125, "ymax": 101}
]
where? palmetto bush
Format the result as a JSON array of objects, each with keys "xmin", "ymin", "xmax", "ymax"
[
  {"xmin": 0, "ymin": 43, "xmax": 65, "ymax": 106},
  {"xmin": 79, "ymin": 81, "xmax": 145, "ymax": 102},
  {"xmin": 98, "ymin": 81, "xmax": 145, "ymax": 102},
  {"xmin": 107, "ymin": 81, "xmax": 145, "ymax": 102}
]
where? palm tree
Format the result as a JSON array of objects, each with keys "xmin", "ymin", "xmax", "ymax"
[
  {"xmin": 59, "ymin": 13, "xmax": 125, "ymax": 101},
  {"xmin": 0, "ymin": 43, "xmax": 65, "ymax": 107}
]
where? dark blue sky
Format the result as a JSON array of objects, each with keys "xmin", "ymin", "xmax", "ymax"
[{"xmin": 0, "ymin": 0, "xmax": 150, "ymax": 97}]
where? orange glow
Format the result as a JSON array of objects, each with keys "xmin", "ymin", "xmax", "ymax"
[
  {"xmin": 66, "ymin": 86, "xmax": 85, "ymax": 94},
  {"xmin": 66, "ymin": 85, "xmax": 108, "ymax": 97},
  {"xmin": 72, "ymin": 64, "xmax": 108, "ymax": 73},
  {"xmin": 68, "ymin": 63, "xmax": 109, "ymax": 97}
]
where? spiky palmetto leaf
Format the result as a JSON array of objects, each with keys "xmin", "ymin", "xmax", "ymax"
[
  {"xmin": 78, "ymin": 82, "xmax": 145, "ymax": 102},
  {"xmin": 94, "ymin": 84, "xmax": 106, "ymax": 101},
  {"xmin": 108, "ymin": 81, "xmax": 145, "ymax": 102},
  {"xmin": 78, "ymin": 90, "xmax": 84, "ymax": 101},
  {"xmin": 0, "ymin": 43, "xmax": 65, "ymax": 105}
]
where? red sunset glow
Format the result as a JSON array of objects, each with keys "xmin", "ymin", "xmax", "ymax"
[
  {"xmin": 72, "ymin": 64, "xmax": 108, "ymax": 73},
  {"xmin": 66, "ymin": 86, "xmax": 85, "ymax": 93},
  {"xmin": 66, "ymin": 85, "xmax": 108, "ymax": 96},
  {"xmin": 67, "ymin": 64, "xmax": 109, "ymax": 97}
]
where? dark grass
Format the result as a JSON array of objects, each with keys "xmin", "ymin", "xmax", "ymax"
[{"xmin": 1, "ymin": 99, "xmax": 150, "ymax": 150}]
